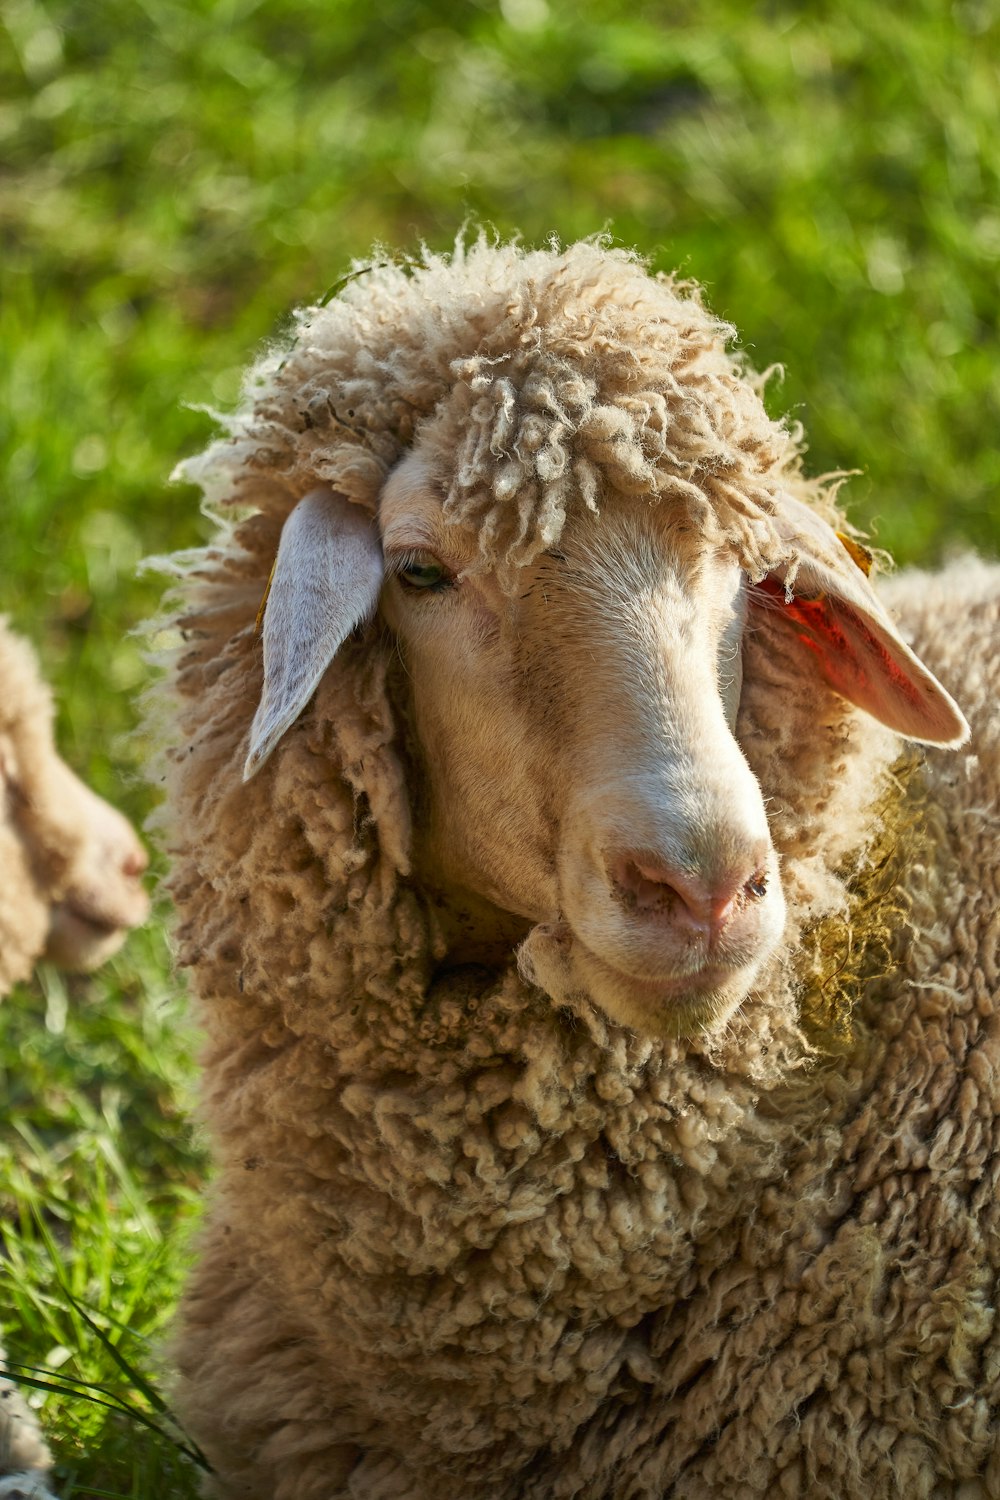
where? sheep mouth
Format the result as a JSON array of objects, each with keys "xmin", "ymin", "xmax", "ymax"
[
  {"xmin": 610, "ymin": 961, "xmax": 734, "ymax": 1001},
  {"xmin": 586, "ymin": 944, "xmax": 747, "ymax": 1001},
  {"xmin": 58, "ymin": 899, "xmax": 122, "ymax": 935},
  {"xmin": 44, "ymin": 889, "xmax": 149, "ymax": 970},
  {"xmin": 571, "ymin": 939, "xmax": 760, "ymax": 1037}
]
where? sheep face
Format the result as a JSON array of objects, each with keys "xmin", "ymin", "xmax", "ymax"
[
  {"xmin": 249, "ymin": 459, "xmax": 965, "ymax": 1039},
  {"xmin": 373, "ymin": 455, "xmax": 784, "ymax": 1035},
  {"xmin": 0, "ymin": 686, "xmax": 149, "ymax": 994}
]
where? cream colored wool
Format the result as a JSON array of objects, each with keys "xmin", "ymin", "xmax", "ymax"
[
  {"xmin": 0, "ymin": 620, "xmax": 149, "ymax": 993},
  {"xmin": 0, "ymin": 622, "xmax": 69, "ymax": 995},
  {"xmin": 151, "ymin": 240, "xmax": 1000, "ymax": 1498}
]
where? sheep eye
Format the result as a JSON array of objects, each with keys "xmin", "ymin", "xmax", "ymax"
[{"xmin": 396, "ymin": 554, "xmax": 452, "ymax": 592}]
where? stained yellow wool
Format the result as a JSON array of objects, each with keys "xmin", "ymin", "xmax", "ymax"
[{"xmin": 797, "ymin": 754, "xmax": 928, "ymax": 1048}]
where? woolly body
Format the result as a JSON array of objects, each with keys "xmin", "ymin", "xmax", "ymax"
[{"xmin": 152, "ymin": 241, "xmax": 1000, "ymax": 1497}]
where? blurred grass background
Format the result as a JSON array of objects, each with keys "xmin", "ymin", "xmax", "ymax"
[{"xmin": 1, "ymin": 0, "xmax": 998, "ymax": 1493}]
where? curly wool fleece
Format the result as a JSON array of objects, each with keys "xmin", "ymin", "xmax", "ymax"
[{"xmin": 152, "ymin": 241, "xmax": 1000, "ymax": 1499}]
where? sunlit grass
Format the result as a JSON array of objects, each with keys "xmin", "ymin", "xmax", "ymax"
[{"xmin": 1, "ymin": 932, "xmax": 205, "ymax": 1497}]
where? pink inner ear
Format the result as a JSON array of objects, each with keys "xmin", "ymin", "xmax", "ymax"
[
  {"xmin": 750, "ymin": 576, "xmax": 968, "ymax": 747},
  {"xmin": 753, "ymin": 577, "xmax": 924, "ymax": 714}
]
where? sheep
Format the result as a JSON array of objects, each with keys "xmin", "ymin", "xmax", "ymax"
[
  {"xmin": 0, "ymin": 618, "xmax": 150, "ymax": 1499},
  {"xmin": 0, "ymin": 620, "xmax": 149, "ymax": 993},
  {"xmin": 150, "ymin": 238, "xmax": 999, "ymax": 1499}
]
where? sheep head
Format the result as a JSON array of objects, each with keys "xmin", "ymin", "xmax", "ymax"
[
  {"xmin": 244, "ymin": 449, "xmax": 966, "ymax": 1040},
  {"xmin": 0, "ymin": 626, "xmax": 149, "ymax": 995}
]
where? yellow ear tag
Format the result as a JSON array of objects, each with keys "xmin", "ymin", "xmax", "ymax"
[
  {"xmin": 254, "ymin": 557, "xmax": 278, "ymax": 635},
  {"xmin": 836, "ymin": 532, "xmax": 874, "ymax": 577}
]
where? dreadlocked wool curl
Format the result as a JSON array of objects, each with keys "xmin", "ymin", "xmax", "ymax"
[{"xmin": 179, "ymin": 237, "xmax": 814, "ymax": 583}]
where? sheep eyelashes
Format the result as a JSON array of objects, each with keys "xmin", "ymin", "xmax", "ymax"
[{"xmin": 245, "ymin": 488, "xmax": 383, "ymax": 779}]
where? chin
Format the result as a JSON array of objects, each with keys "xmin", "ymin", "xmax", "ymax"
[
  {"xmin": 44, "ymin": 905, "xmax": 131, "ymax": 972},
  {"xmin": 569, "ymin": 942, "xmax": 763, "ymax": 1039},
  {"xmin": 518, "ymin": 921, "xmax": 776, "ymax": 1041}
]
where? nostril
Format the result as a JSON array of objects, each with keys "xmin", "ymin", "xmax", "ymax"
[
  {"xmin": 608, "ymin": 852, "xmax": 770, "ymax": 934},
  {"xmin": 610, "ymin": 855, "xmax": 711, "ymax": 919}
]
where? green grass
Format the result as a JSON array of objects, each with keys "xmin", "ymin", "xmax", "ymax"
[
  {"xmin": 2, "ymin": 0, "xmax": 998, "ymax": 1493},
  {"xmin": 0, "ymin": 928, "xmax": 205, "ymax": 1496}
]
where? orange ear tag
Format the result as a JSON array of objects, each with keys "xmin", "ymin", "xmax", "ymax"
[
  {"xmin": 836, "ymin": 532, "xmax": 874, "ymax": 577},
  {"xmin": 255, "ymin": 557, "xmax": 278, "ymax": 635}
]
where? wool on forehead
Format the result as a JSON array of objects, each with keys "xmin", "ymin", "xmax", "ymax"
[{"xmin": 179, "ymin": 237, "xmax": 839, "ymax": 578}]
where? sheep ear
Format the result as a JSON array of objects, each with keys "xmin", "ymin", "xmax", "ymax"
[
  {"xmin": 244, "ymin": 487, "xmax": 384, "ymax": 779},
  {"xmin": 752, "ymin": 494, "xmax": 969, "ymax": 748}
]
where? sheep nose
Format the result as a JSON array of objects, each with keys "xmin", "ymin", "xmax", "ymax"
[
  {"xmin": 122, "ymin": 845, "xmax": 149, "ymax": 880},
  {"xmin": 608, "ymin": 852, "xmax": 770, "ymax": 939}
]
